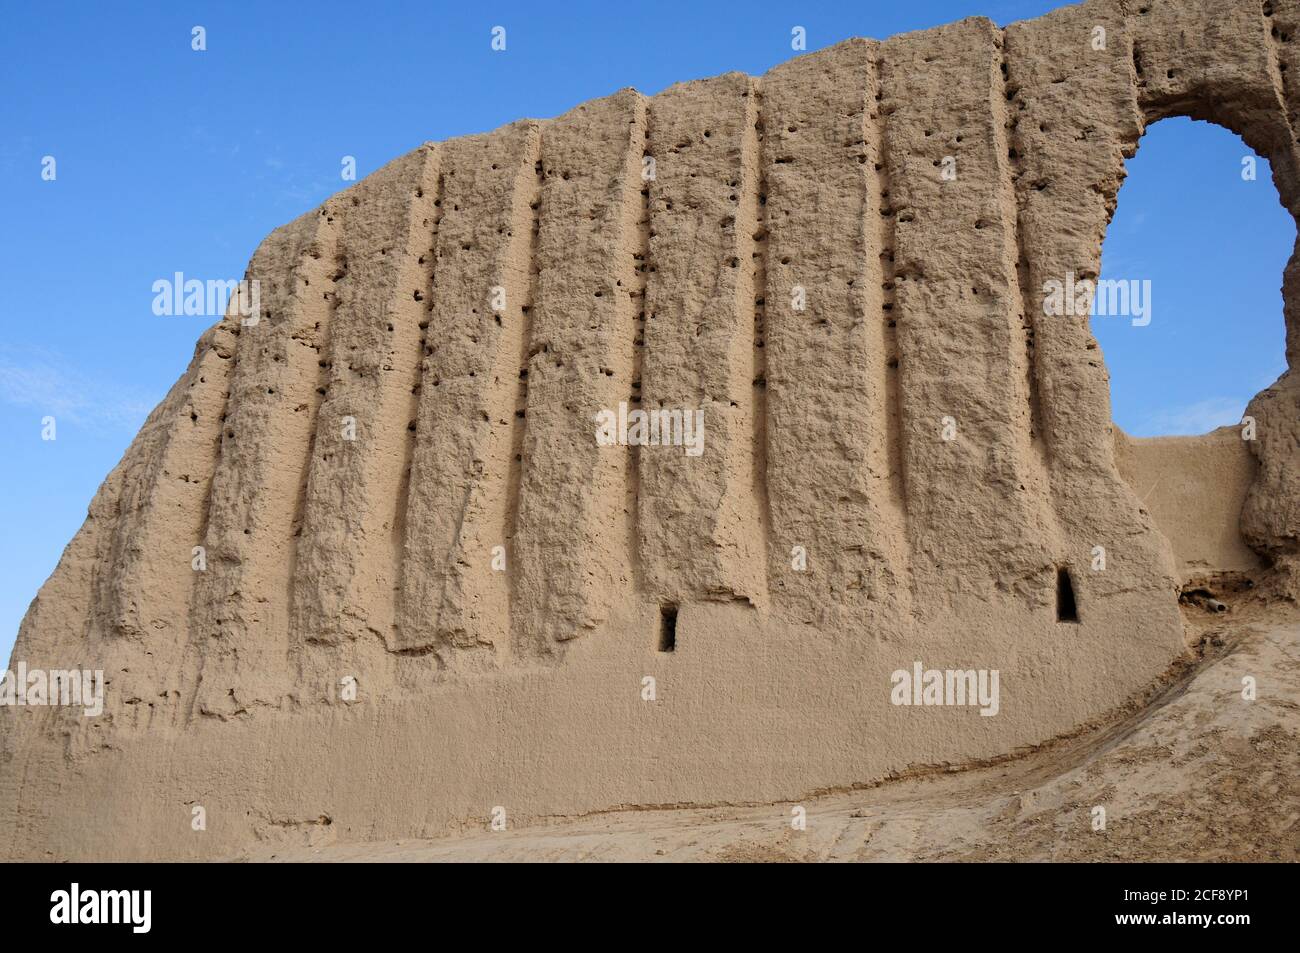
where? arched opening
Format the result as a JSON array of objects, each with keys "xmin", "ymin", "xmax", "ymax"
[
  {"xmin": 1101, "ymin": 117, "xmax": 1294, "ymax": 580},
  {"xmin": 1097, "ymin": 117, "xmax": 1292, "ymax": 436}
]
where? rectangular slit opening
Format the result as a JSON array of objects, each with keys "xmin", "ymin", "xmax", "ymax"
[
  {"xmin": 658, "ymin": 605, "xmax": 677, "ymax": 652},
  {"xmin": 1056, "ymin": 567, "xmax": 1079, "ymax": 623}
]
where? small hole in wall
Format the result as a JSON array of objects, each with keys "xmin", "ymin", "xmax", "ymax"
[
  {"xmin": 658, "ymin": 605, "xmax": 678, "ymax": 652},
  {"xmin": 1056, "ymin": 567, "xmax": 1079, "ymax": 623}
]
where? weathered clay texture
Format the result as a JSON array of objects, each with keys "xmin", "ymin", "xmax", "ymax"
[{"xmin": 2, "ymin": 0, "xmax": 1296, "ymax": 860}]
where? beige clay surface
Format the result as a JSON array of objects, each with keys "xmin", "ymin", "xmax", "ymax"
[{"xmin": 2, "ymin": 0, "xmax": 1297, "ymax": 860}]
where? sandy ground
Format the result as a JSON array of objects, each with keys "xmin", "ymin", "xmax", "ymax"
[{"xmin": 245, "ymin": 592, "xmax": 1299, "ymax": 863}]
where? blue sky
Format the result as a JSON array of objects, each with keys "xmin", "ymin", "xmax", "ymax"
[
  {"xmin": 1096, "ymin": 116, "xmax": 1291, "ymax": 435},
  {"xmin": 1, "ymin": 1, "xmax": 1292, "ymax": 665}
]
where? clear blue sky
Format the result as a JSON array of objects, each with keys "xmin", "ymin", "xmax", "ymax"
[{"xmin": 1, "ymin": 1, "xmax": 1292, "ymax": 665}]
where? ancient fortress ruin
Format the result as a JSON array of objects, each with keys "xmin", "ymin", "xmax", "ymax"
[{"xmin": 3, "ymin": 0, "xmax": 1297, "ymax": 859}]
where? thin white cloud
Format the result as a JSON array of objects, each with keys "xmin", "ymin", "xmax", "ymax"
[
  {"xmin": 1138, "ymin": 396, "xmax": 1247, "ymax": 436},
  {"xmin": 0, "ymin": 350, "xmax": 155, "ymax": 430},
  {"xmin": 1256, "ymin": 361, "xmax": 1288, "ymax": 390}
]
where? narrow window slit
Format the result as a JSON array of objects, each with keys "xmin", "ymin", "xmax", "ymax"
[
  {"xmin": 658, "ymin": 605, "xmax": 678, "ymax": 652},
  {"xmin": 1056, "ymin": 567, "xmax": 1079, "ymax": 623}
]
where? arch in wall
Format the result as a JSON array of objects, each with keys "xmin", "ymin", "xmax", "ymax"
[
  {"xmin": 1101, "ymin": 116, "xmax": 1293, "ymax": 578},
  {"xmin": 1104, "ymin": 4, "xmax": 1300, "ymax": 593}
]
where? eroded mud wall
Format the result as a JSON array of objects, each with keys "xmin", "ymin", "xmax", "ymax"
[{"xmin": 1, "ymin": 0, "xmax": 1295, "ymax": 859}]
